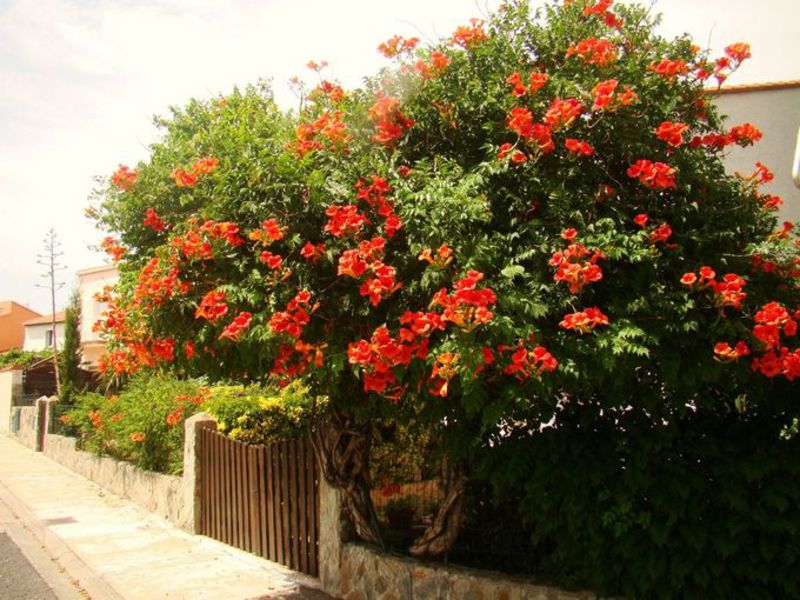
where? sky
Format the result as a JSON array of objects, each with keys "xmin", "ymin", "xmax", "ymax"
[{"xmin": 1, "ymin": 0, "xmax": 799, "ymax": 314}]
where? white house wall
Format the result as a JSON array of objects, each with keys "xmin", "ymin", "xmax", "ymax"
[
  {"xmin": 713, "ymin": 86, "xmax": 800, "ymax": 223},
  {"xmin": 22, "ymin": 322, "xmax": 65, "ymax": 351}
]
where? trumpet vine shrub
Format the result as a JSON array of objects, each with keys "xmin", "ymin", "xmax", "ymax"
[{"xmin": 90, "ymin": 0, "xmax": 799, "ymax": 593}]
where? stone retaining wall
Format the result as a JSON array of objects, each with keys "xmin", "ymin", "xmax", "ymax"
[
  {"xmin": 337, "ymin": 544, "xmax": 595, "ymax": 600},
  {"xmin": 13, "ymin": 405, "xmax": 38, "ymax": 450},
  {"xmin": 44, "ymin": 433, "xmax": 188, "ymax": 528}
]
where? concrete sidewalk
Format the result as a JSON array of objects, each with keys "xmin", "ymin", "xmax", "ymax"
[{"xmin": 0, "ymin": 435, "xmax": 331, "ymax": 600}]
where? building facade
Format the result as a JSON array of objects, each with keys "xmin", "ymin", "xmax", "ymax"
[
  {"xmin": 76, "ymin": 265, "xmax": 119, "ymax": 369},
  {"xmin": 0, "ymin": 300, "xmax": 42, "ymax": 352},
  {"xmin": 712, "ymin": 80, "xmax": 800, "ymax": 223},
  {"xmin": 22, "ymin": 312, "xmax": 66, "ymax": 351}
]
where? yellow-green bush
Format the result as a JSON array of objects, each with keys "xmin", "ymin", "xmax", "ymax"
[{"xmin": 203, "ymin": 380, "xmax": 324, "ymax": 444}]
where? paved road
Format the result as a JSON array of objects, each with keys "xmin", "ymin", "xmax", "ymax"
[{"xmin": 0, "ymin": 530, "xmax": 57, "ymax": 600}]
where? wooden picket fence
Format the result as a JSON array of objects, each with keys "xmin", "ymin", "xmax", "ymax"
[{"xmin": 198, "ymin": 429, "xmax": 319, "ymax": 576}]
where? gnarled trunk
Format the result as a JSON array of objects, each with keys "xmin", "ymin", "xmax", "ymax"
[
  {"xmin": 409, "ymin": 462, "xmax": 467, "ymax": 557},
  {"xmin": 312, "ymin": 411, "xmax": 384, "ymax": 549}
]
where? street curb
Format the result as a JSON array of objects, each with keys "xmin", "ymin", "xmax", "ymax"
[{"xmin": 0, "ymin": 479, "xmax": 124, "ymax": 600}]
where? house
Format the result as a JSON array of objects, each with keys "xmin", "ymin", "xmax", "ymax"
[
  {"xmin": 0, "ymin": 300, "xmax": 42, "ymax": 352},
  {"xmin": 22, "ymin": 312, "xmax": 66, "ymax": 351},
  {"xmin": 711, "ymin": 80, "xmax": 800, "ymax": 223},
  {"xmin": 77, "ymin": 264, "xmax": 119, "ymax": 370}
]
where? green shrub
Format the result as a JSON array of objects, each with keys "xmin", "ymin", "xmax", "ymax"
[
  {"xmin": 65, "ymin": 374, "xmax": 207, "ymax": 474},
  {"xmin": 478, "ymin": 404, "xmax": 800, "ymax": 599},
  {"xmin": 203, "ymin": 380, "xmax": 323, "ymax": 444},
  {"xmin": 0, "ymin": 348, "xmax": 49, "ymax": 369}
]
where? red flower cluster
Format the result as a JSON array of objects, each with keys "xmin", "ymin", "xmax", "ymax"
[
  {"xmin": 219, "ymin": 311, "xmax": 253, "ymax": 341},
  {"xmin": 429, "ymin": 352, "xmax": 460, "ymax": 397},
  {"xmin": 544, "ymin": 98, "xmax": 584, "ymax": 129},
  {"xmin": 100, "ymin": 236, "xmax": 126, "ymax": 262},
  {"xmin": 111, "ymin": 165, "xmax": 138, "ymax": 191},
  {"xmin": 497, "ymin": 142, "xmax": 528, "ymax": 164},
  {"xmin": 633, "ymin": 213, "xmax": 649, "ymax": 228},
  {"xmin": 360, "ymin": 263, "xmax": 402, "ymax": 306},
  {"xmin": 681, "ymin": 267, "xmax": 747, "ymax": 310},
  {"xmin": 627, "ymin": 159, "xmax": 677, "ymax": 190},
  {"xmin": 566, "ymin": 37, "xmax": 618, "ymax": 66},
  {"xmin": 269, "ymin": 291, "xmax": 313, "ymax": 339},
  {"xmin": 654, "ymin": 121, "xmax": 689, "ymax": 147},
  {"xmin": 564, "ymin": 138, "xmax": 594, "ymax": 157},
  {"xmin": 414, "ymin": 51, "xmax": 452, "ymax": 80},
  {"xmin": 581, "ymin": 0, "xmax": 623, "ymax": 28},
  {"xmin": 559, "ymin": 307, "xmax": 609, "ymax": 333},
  {"xmin": 195, "ymin": 290, "xmax": 228, "ymax": 322},
  {"xmin": 308, "ymin": 80, "xmax": 345, "ymax": 104},
  {"xmin": 271, "ymin": 341, "xmax": 325, "ymax": 384},
  {"xmin": 503, "ymin": 344, "xmax": 558, "ymax": 381},
  {"xmin": 430, "ymin": 270, "xmax": 496, "ymax": 331},
  {"xmin": 650, "ymin": 224, "xmax": 673, "ymax": 245},
  {"xmin": 713, "ymin": 341, "xmax": 750, "ymax": 362},
  {"xmin": 648, "ymin": 58, "xmax": 689, "ymax": 79},
  {"xmin": 355, "ymin": 176, "xmax": 402, "ymax": 238},
  {"xmin": 590, "ymin": 79, "xmax": 638, "ymax": 111},
  {"xmin": 506, "ymin": 108, "xmax": 554, "ymax": 154},
  {"xmin": 291, "ymin": 110, "xmax": 351, "ymax": 157},
  {"xmin": 170, "ymin": 156, "xmax": 219, "ymax": 188},
  {"xmin": 300, "ymin": 242, "xmax": 326, "ymax": 263},
  {"xmin": 249, "ymin": 218, "xmax": 286, "ymax": 243},
  {"xmin": 728, "ymin": 123, "xmax": 763, "ymax": 146},
  {"xmin": 324, "ymin": 205, "xmax": 368, "ymax": 238},
  {"xmin": 505, "ymin": 71, "xmax": 549, "ymax": 97},
  {"xmin": 450, "ymin": 18, "xmax": 487, "ymax": 50},
  {"xmin": 259, "ymin": 250, "xmax": 283, "ymax": 270},
  {"xmin": 349, "ymin": 311, "xmax": 447, "ymax": 398},
  {"xmin": 132, "ymin": 258, "xmax": 188, "ymax": 308},
  {"xmin": 751, "ymin": 302, "xmax": 800, "ymax": 380},
  {"xmin": 143, "ymin": 208, "xmax": 166, "ymax": 232},
  {"xmin": 419, "ymin": 244, "xmax": 454, "ymax": 268},
  {"xmin": 549, "ymin": 242, "xmax": 604, "ymax": 294},
  {"xmin": 368, "ymin": 92, "xmax": 414, "ymax": 145},
  {"xmin": 378, "ymin": 35, "xmax": 419, "ymax": 58}
]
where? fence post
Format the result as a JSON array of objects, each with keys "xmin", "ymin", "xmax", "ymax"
[
  {"xmin": 183, "ymin": 413, "xmax": 217, "ymax": 533},
  {"xmin": 34, "ymin": 396, "xmax": 51, "ymax": 451}
]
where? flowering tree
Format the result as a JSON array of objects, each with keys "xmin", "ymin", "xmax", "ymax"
[{"xmin": 91, "ymin": 0, "xmax": 799, "ymax": 555}]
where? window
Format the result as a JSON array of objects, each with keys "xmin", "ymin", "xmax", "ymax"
[{"xmin": 46, "ymin": 329, "xmax": 54, "ymax": 348}]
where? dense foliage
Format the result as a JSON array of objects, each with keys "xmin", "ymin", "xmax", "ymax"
[
  {"xmin": 87, "ymin": 0, "xmax": 799, "ymax": 595},
  {"xmin": 65, "ymin": 374, "xmax": 207, "ymax": 474},
  {"xmin": 58, "ymin": 291, "xmax": 83, "ymax": 404},
  {"xmin": 0, "ymin": 348, "xmax": 49, "ymax": 369},
  {"xmin": 203, "ymin": 380, "xmax": 322, "ymax": 444}
]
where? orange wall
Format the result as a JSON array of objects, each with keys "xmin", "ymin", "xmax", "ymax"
[{"xmin": 0, "ymin": 302, "xmax": 42, "ymax": 352}]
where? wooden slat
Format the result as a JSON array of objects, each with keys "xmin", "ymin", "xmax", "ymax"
[
  {"xmin": 214, "ymin": 432, "xmax": 223, "ymax": 541},
  {"xmin": 296, "ymin": 438, "xmax": 308, "ymax": 575},
  {"xmin": 274, "ymin": 443, "xmax": 286, "ymax": 566},
  {"xmin": 265, "ymin": 444, "xmax": 277, "ymax": 562},
  {"xmin": 257, "ymin": 445, "xmax": 268, "ymax": 559},
  {"xmin": 225, "ymin": 433, "xmax": 235, "ymax": 546},
  {"xmin": 248, "ymin": 445, "xmax": 260, "ymax": 556},
  {"xmin": 281, "ymin": 441, "xmax": 292, "ymax": 568},
  {"xmin": 200, "ymin": 429, "xmax": 208, "ymax": 535},
  {"xmin": 306, "ymin": 438, "xmax": 319, "ymax": 576}
]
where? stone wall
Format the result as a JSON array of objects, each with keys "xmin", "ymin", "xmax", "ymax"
[
  {"xmin": 13, "ymin": 405, "xmax": 38, "ymax": 450},
  {"xmin": 44, "ymin": 434, "xmax": 188, "ymax": 527},
  {"xmin": 336, "ymin": 544, "xmax": 596, "ymax": 600}
]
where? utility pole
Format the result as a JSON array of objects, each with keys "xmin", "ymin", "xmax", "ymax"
[{"xmin": 36, "ymin": 229, "xmax": 66, "ymax": 396}]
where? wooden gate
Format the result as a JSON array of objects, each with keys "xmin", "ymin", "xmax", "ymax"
[{"xmin": 199, "ymin": 429, "xmax": 319, "ymax": 576}]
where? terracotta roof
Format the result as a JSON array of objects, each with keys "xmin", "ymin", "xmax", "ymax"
[
  {"xmin": 708, "ymin": 79, "xmax": 800, "ymax": 95},
  {"xmin": 24, "ymin": 311, "xmax": 66, "ymax": 326}
]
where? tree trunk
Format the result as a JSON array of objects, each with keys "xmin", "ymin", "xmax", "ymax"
[
  {"xmin": 408, "ymin": 462, "xmax": 468, "ymax": 557},
  {"xmin": 312, "ymin": 411, "xmax": 384, "ymax": 549}
]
